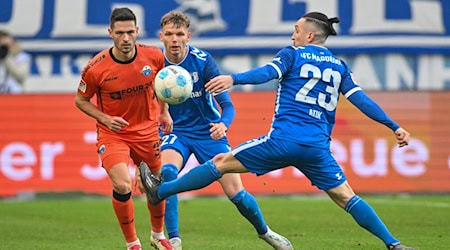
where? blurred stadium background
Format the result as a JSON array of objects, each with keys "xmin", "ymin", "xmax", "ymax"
[{"xmin": 1, "ymin": 0, "xmax": 450, "ymax": 198}]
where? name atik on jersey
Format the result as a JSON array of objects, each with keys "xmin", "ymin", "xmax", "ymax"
[{"xmin": 309, "ymin": 108, "xmax": 322, "ymax": 119}]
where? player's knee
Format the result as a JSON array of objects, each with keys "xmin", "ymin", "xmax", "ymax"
[
  {"xmin": 326, "ymin": 182, "xmax": 355, "ymax": 209},
  {"xmin": 212, "ymin": 152, "xmax": 231, "ymax": 167},
  {"xmin": 213, "ymin": 152, "xmax": 245, "ymax": 175},
  {"xmin": 112, "ymin": 179, "xmax": 132, "ymax": 194}
]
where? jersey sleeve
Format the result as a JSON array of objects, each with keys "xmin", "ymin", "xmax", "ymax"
[
  {"xmin": 77, "ymin": 61, "xmax": 99, "ymax": 99},
  {"xmin": 341, "ymin": 65, "xmax": 400, "ymax": 132},
  {"xmin": 231, "ymin": 46, "xmax": 294, "ymax": 84},
  {"xmin": 269, "ymin": 46, "xmax": 296, "ymax": 78},
  {"xmin": 214, "ymin": 91, "xmax": 235, "ymax": 128},
  {"xmin": 204, "ymin": 51, "xmax": 221, "ymax": 81}
]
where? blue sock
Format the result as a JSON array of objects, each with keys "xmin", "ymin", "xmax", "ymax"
[
  {"xmin": 161, "ymin": 164, "xmax": 180, "ymax": 239},
  {"xmin": 230, "ymin": 189, "xmax": 268, "ymax": 235},
  {"xmin": 345, "ymin": 195, "xmax": 399, "ymax": 246},
  {"xmin": 158, "ymin": 160, "xmax": 222, "ymax": 199},
  {"xmin": 161, "ymin": 163, "xmax": 179, "ymax": 183}
]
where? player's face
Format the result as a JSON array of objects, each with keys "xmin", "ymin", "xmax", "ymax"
[
  {"xmin": 160, "ymin": 23, "xmax": 190, "ymax": 62},
  {"xmin": 109, "ymin": 21, "xmax": 139, "ymax": 59},
  {"xmin": 291, "ymin": 18, "xmax": 313, "ymax": 47}
]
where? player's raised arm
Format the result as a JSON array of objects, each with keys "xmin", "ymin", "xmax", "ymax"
[
  {"xmin": 345, "ymin": 88, "xmax": 410, "ymax": 148},
  {"xmin": 158, "ymin": 100, "xmax": 173, "ymax": 135},
  {"xmin": 206, "ymin": 51, "xmax": 286, "ymax": 94},
  {"xmin": 205, "ymin": 75, "xmax": 233, "ymax": 94}
]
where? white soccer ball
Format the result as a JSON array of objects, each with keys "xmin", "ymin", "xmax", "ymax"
[{"xmin": 154, "ymin": 65, "xmax": 193, "ymax": 105}]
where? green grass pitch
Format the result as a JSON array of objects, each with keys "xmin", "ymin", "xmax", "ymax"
[{"xmin": 0, "ymin": 194, "xmax": 448, "ymax": 249}]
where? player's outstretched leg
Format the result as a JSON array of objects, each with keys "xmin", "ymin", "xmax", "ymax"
[
  {"xmin": 139, "ymin": 162, "xmax": 163, "ymax": 205},
  {"xmin": 388, "ymin": 243, "xmax": 417, "ymax": 250},
  {"xmin": 142, "ymin": 160, "xmax": 222, "ymax": 203},
  {"xmin": 228, "ymin": 188, "xmax": 293, "ymax": 249},
  {"xmin": 344, "ymin": 195, "xmax": 416, "ymax": 250},
  {"xmin": 259, "ymin": 227, "xmax": 294, "ymax": 250}
]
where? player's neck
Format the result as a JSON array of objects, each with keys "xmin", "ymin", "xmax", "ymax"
[
  {"xmin": 165, "ymin": 54, "xmax": 183, "ymax": 64},
  {"xmin": 164, "ymin": 46, "xmax": 188, "ymax": 64},
  {"xmin": 112, "ymin": 46, "xmax": 136, "ymax": 62}
]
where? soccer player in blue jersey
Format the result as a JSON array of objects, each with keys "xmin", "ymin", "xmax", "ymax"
[
  {"xmin": 140, "ymin": 11, "xmax": 416, "ymax": 250},
  {"xmin": 137, "ymin": 11, "xmax": 292, "ymax": 250}
]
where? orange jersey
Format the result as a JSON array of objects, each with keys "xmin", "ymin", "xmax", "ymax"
[{"xmin": 78, "ymin": 43, "xmax": 164, "ymax": 141}]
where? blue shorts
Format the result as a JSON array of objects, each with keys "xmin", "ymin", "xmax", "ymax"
[
  {"xmin": 161, "ymin": 133, "xmax": 230, "ymax": 170},
  {"xmin": 232, "ymin": 135, "xmax": 346, "ymax": 191}
]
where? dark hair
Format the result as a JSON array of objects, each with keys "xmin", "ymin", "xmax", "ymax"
[
  {"xmin": 303, "ymin": 12, "xmax": 340, "ymax": 36},
  {"xmin": 110, "ymin": 7, "xmax": 137, "ymax": 28},
  {"xmin": 0, "ymin": 30, "xmax": 12, "ymax": 39},
  {"xmin": 160, "ymin": 11, "xmax": 190, "ymax": 29}
]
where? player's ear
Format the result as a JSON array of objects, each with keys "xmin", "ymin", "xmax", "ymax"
[
  {"xmin": 308, "ymin": 32, "xmax": 315, "ymax": 42},
  {"xmin": 187, "ymin": 32, "xmax": 191, "ymax": 42},
  {"xmin": 136, "ymin": 26, "xmax": 140, "ymax": 36},
  {"xmin": 108, "ymin": 28, "xmax": 113, "ymax": 38}
]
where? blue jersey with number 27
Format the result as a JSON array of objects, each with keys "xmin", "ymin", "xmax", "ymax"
[{"xmin": 232, "ymin": 44, "xmax": 399, "ymax": 148}]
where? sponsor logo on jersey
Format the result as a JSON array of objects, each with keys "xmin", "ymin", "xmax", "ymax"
[
  {"xmin": 190, "ymin": 90, "xmax": 202, "ymax": 98},
  {"xmin": 109, "ymin": 82, "xmax": 153, "ymax": 100}
]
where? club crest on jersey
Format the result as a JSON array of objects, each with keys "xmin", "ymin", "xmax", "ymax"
[
  {"xmin": 98, "ymin": 144, "xmax": 106, "ymax": 155},
  {"xmin": 191, "ymin": 72, "xmax": 199, "ymax": 83},
  {"xmin": 141, "ymin": 65, "xmax": 152, "ymax": 76}
]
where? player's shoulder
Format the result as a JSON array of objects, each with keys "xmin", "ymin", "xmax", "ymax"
[
  {"xmin": 137, "ymin": 43, "xmax": 163, "ymax": 54},
  {"xmin": 137, "ymin": 43, "xmax": 164, "ymax": 63},
  {"xmin": 187, "ymin": 45, "xmax": 211, "ymax": 60},
  {"xmin": 82, "ymin": 48, "xmax": 110, "ymax": 75},
  {"xmin": 275, "ymin": 45, "xmax": 299, "ymax": 56},
  {"xmin": 188, "ymin": 45, "xmax": 209, "ymax": 54}
]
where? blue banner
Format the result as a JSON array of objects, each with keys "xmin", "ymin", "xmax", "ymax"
[{"xmin": 1, "ymin": 0, "xmax": 450, "ymax": 55}]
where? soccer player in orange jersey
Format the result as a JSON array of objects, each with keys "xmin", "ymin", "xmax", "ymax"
[{"xmin": 75, "ymin": 7, "xmax": 173, "ymax": 250}]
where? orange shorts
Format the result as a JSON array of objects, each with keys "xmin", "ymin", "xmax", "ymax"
[{"xmin": 97, "ymin": 136, "xmax": 162, "ymax": 172}]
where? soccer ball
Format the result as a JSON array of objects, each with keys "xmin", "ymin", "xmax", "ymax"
[{"xmin": 154, "ymin": 65, "xmax": 193, "ymax": 105}]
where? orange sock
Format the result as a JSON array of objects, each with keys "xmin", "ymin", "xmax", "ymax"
[
  {"xmin": 147, "ymin": 200, "xmax": 166, "ymax": 233},
  {"xmin": 112, "ymin": 195, "xmax": 138, "ymax": 243}
]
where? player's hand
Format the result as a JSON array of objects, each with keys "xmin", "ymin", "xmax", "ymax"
[
  {"xmin": 159, "ymin": 110, "xmax": 173, "ymax": 135},
  {"xmin": 105, "ymin": 116, "xmax": 129, "ymax": 132},
  {"xmin": 205, "ymin": 75, "xmax": 234, "ymax": 94},
  {"xmin": 394, "ymin": 127, "xmax": 410, "ymax": 147},
  {"xmin": 134, "ymin": 167, "xmax": 145, "ymax": 194},
  {"xmin": 210, "ymin": 122, "xmax": 227, "ymax": 140}
]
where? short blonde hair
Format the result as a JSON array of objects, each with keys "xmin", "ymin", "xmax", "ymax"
[{"xmin": 160, "ymin": 11, "xmax": 190, "ymax": 29}]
